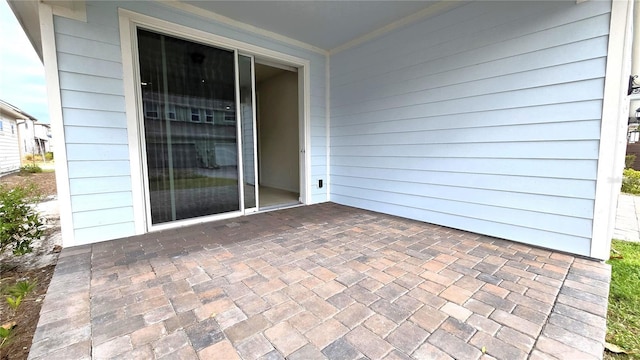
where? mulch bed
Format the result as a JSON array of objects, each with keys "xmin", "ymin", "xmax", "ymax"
[
  {"xmin": 0, "ymin": 171, "xmax": 59, "ymax": 360},
  {"xmin": 0, "ymin": 265, "xmax": 56, "ymax": 360},
  {"xmin": 0, "ymin": 172, "xmax": 57, "ymax": 199}
]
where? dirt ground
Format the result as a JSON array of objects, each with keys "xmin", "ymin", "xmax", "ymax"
[
  {"xmin": 0, "ymin": 171, "xmax": 59, "ymax": 360},
  {"xmin": 0, "ymin": 172, "xmax": 57, "ymax": 198}
]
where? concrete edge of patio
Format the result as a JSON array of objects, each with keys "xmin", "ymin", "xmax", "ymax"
[
  {"xmin": 28, "ymin": 251, "xmax": 612, "ymax": 359},
  {"xmin": 28, "ymin": 245, "xmax": 93, "ymax": 360}
]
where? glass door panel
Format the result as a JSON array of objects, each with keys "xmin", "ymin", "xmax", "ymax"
[
  {"xmin": 238, "ymin": 55, "xmax": 257, "ymax": 210},
  {"xmin": 137, "ymin": 29, "xmax": 240, "ymax": 225}
]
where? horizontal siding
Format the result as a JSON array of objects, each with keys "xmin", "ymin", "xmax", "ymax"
[
  {"xmin": 66, "ymin": 144, "xmax": 130, "ymax": 161},
  {"xmin": 330, "ymin": 194, "xmax": 592, "ymax": 256},
  {"xmin": 59, "ymin": 72, "xmax": 124, "ymax": 96},
  {"xmin": 329, "ymin": 0, "xmax": 611, "ymax": 257},
  {"xmin": 72, "ymin": 207, "xmax": 135, "ymax": 229},
  {"xmin": 330, "ymin": 157, "xmax": 598, "ymax": 180},
  {"xmin": 62, "ymin": 108, "xmax": 127, "ymax": 128},
  {"xmin": 74, "ymin": 222, "xmax": 136, "ymax": 246},
  {"xmin": 0, "ymin": 117, "xmax": 20, "ymax": 175},
  {"xmin": 67, "ymin": 160, "xmax": 131, "ymax": 178},
  {"xmin": 71, "ymin": 192, "xmax": 133, "ymax": 212},
  {"xmin": 333, "ymin": 100, "xmax": 604, "ymax": 135},
  {"xmin": 330, "ymin": 177, "xmax": 595, "ymax": 219},
  {"xmin": 65, "ymin": 126, "xmax": 128, "ymax": 145},
  {"xmin": 69, "ymin": 176, "xmax": 132, "ymax": 195},
  {"xmin": 56, "ymin": 1, "xmax": 328, "ymax": 245},
  {"xmin": 331, "ymin": 167, "xmax": 595, "ymax": 200}
]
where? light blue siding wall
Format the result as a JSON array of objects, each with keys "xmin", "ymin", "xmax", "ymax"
[
  {"xmin": 54, "ymin": 1, "xmax": 327, "ymax": 245},
  {"xmin": 329, "ymin": 0, "xmax": 611, "ymax": 256}
]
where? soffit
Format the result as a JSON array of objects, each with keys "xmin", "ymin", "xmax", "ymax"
[{"xmin": 181, "ymin": 1, "xmax": 439, "ymax": 51}]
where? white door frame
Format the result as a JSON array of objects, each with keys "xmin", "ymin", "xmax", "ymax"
[
  {"xmin": 119, "ymin": 9, "xmax": 311, "ymax": 234},
  {"xmin": 237, "ymin": 52, "xmax": 260, "ymax": 214}
]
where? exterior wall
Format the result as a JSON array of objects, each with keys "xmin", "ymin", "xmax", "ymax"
[
  {"xmin": 0, "ymin": 116, "xmax": 20, "ymax": 175},
  {"xmin": 330, "ymin": 0, "xmax": 611, "ymax": 256},
  {"xmin": 53, "ymin": 1, "xmax": 327, "ymax": 245}
]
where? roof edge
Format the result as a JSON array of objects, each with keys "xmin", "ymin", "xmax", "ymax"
[{"xmin": 0, "ymin": 99, "xmax": 39, "ymax": 121}]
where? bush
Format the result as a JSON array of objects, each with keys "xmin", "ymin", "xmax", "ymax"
[
  {"xmin": 24, "ymin": 154, "xmax": 33, "ymax": 161},
  {"xmin": 44, "ymin": 152, "xmax": 53, "ymax": 161},
  {"xmin": 622, "ymin": 168, "xmax": 640, "ymax": 194},
  {"xmin": 0, "ymin": 184, "xmax": 44, "ymax": 256},
  {"xmin": 626, "ymin": 155, "xmax": 637, "ymax": 169},
  {"xmin": 19, "ymin": 164, "xmax": 42, "ymax": 174}
]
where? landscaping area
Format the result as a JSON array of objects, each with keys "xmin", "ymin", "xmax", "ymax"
[
  {"xmin": 0, "ymin": 170, "xmax": 59, "ymax": 360},
  {"xmin": 606, "ymin": 240, "xmax": 640, "ymax": 359}
]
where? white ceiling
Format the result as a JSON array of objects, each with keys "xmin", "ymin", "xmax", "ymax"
[{"xmin": 183, "ymin": 1, "xmax": 439, "ymax": 50}]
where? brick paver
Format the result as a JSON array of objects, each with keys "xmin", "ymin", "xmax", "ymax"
[{"xmin": 28, "ymin": 203, "xmax": 611, "ymax": 359}]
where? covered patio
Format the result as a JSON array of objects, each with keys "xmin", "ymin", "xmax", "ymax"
[{"xmin": 28, "ymin": 203, "xmax": 610, "ymax": 360}]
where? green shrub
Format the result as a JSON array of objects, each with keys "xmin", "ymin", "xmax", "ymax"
[
  {"xmin": 626, "ymin": 154, "xmax": 637, "ymax": 169},
  {"xmin": 45, "ymin": 152, "xmax": 53, "ymax": 161},
  {"xmin": 20, "ymin": 164, "xmax": 42, "ymax": 174},
  {"xmin": 7, "ymin": 280, "xmax": 36, "ymax": 298},
  {"xmin": 622, "ymin": 168, "xmax": 640, "ymax": 194},
  {"xmin": 0, "ymin": 184, "xmax": 43, "ymax": 256}
]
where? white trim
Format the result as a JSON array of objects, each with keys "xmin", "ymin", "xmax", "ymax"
[
  {"xmin": 119, "ymin": 12, "xmax": 146, "ymax": 235},
  {"xmin": 160, "ymin": 1, "xmax": 327, "ymax": 55},
  {"xmin": 38, "ymin": 3, "xmax": 75, "ymax": 247},
  {"xmin": 255, "ymin": 58, "xmax": 297, "ymax": 73},
  {"xmin": 149, "ymin": 210, "xmax": 244, "ymax": 233},
  {"xmin": 329, "ymin": 1, "xmax": 462, "ymax": 55},
  {"xmin": 300, "ymin": 64, "xmax": 312, "ymax": 204},
  {"xmin": 234, "ymin": 50, "xmax": 246, "ymax": 214},
  {"xmin": 118, "ymin": 9, "xmax": 312, "ymax": 233},
  {"xmin": 118, "ymin": 9, "xmax": 311, "ymax": 69},
  {"xmin": 325, "ymin": 54, "xmax": 331, "ymax": 201},
  {"xmin": 44, "ymin": 0, "xmax": 87, "ymax": 22},
  {"xmin": 591, "ymin": 0, "xmax": 634, "ymax": 260},
  {"xmin": 249, "ymin": 54, "xmax": 260, "ymax": 212}
]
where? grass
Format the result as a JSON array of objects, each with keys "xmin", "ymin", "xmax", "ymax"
[
  {"xmin": 149, "ymin": 176, "xmax": 237, "ymax": 191},
  {"xmin": 606, "ymin": 240, "xmax": 640, "ymax": 359}
]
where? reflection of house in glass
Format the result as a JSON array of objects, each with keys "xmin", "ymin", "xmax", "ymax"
[{"xmin": 141, "ymin": 92, "xmax": 237, "ymax": 171}]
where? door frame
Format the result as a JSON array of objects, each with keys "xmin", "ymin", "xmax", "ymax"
[
  {"xmin": 237, "ymin": 53, "xmax": 260, "ymax": 214},
  {"xmin": 254, "ymin": 57, "xmax": 304, "ymax": 209},
  {"xmin": 119, "ymin": 9, "xmax": 311, "ymax": 234}
]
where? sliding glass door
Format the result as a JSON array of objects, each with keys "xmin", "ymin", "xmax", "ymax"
[{"xmin": 137, "ymin": 29, "xmax": 243, "ymax": 225}]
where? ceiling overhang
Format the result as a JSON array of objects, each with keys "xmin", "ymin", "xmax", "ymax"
[{"xmin": 10, "ymin": 0, "xmax": 462, "ymax": 61}]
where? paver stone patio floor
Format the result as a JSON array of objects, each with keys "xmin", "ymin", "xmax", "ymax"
[{"xmin": 28, "ymin": 203, "xmax": 611, "ymax": 360}]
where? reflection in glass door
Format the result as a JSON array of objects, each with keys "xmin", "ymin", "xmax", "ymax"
[{"xmin": 137, "ymin": 29, "xmax": 240, "ymax": 225}]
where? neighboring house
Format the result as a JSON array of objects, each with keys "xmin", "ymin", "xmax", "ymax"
[
  {"xmin": 16, "ymin": 118, "xmax": 52, "ymax": 160},
  {"xmin": 0, "ymin": 100, "xmax": 35, "ymax": 175},
  {"xmin": 8, "ymin": 0, "xmax": 637, "ymax": 260}
]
